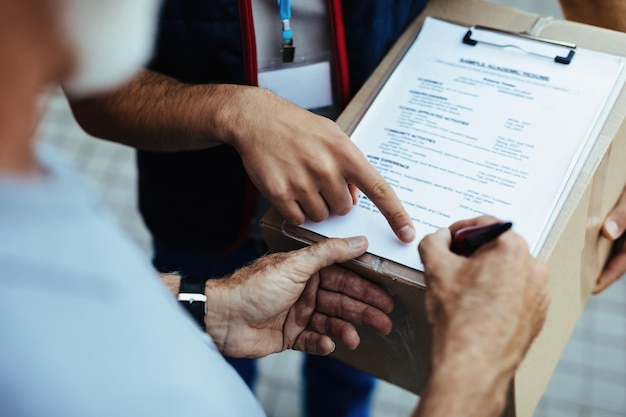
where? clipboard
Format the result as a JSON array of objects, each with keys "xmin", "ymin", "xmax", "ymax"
[
  {"xmin": 260, "ymin": 1, "xmax": 626, "ymax": 415},
  {"xmin": 283, "ymin": 13, "xmax": 624, "ymax": 283}
]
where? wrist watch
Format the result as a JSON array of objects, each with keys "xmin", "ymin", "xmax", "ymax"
[{"xmin": 177, "ymin": 276, "xmax": 209, "ymax": 329}]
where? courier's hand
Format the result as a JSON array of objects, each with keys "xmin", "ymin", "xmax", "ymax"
[
  {"xmin": 226, "ymin": 87, "xmax": 415, "ymax": 243},
  {"xmin": 414, "ymin": 217, "xmax": 550, "ymax": 417},
  {"xmin": 204, "ymin": 237, "xmax": 393, "ymax": 359},
  {"xmin": 71, "ymin": 79, "xmax": 415, "ymax": 243},
  {"xmin": 596, "ymin": 185, "xmax": 626, "ymax": 294}
]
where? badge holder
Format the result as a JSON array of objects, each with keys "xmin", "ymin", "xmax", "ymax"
[{"xmin": 258, "ymin": 51, "xmax": 339, "ymax": 117}]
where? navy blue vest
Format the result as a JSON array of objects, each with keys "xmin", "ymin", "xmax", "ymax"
[{"xmin": 139, "ymin": 0, "xmax": 428, "ymax": 253}]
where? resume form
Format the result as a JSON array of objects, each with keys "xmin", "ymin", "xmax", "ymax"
[{"xmin": 301, "ymin": 17, "xmax": 625, "ymax": 270}]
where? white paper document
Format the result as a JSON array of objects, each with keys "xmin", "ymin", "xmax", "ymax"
[{"xmin": 301, "ymin": 17, "xmax": 625, "ymax": 271}]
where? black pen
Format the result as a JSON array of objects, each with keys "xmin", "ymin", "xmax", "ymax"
[{"xmin": 450, "ymin": 221, "xmax": 513, "ymax": 256}]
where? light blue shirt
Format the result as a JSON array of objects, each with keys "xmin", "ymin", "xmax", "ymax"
[{"xmin": 0, "ymin": 144, "xmax": 265, "ymax": 417}]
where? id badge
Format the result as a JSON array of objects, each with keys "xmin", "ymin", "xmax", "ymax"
[{"xmin": 258, "ymin": 53, "xmax": 336, "ymax": 115}]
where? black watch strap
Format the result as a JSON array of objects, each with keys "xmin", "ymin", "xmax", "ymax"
[{"xmin": 177, "ymin": 276, "xmax": 208, "ymax": 329}]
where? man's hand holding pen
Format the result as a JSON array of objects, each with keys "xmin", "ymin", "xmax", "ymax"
[{"xmin": 414, "ymin": 216, "xmax": 550, "ymax": 416}]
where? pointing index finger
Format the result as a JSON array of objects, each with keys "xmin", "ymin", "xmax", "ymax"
[{"xmin": 346, "ymin": 153, "xmax": 415, "ymax": 243}]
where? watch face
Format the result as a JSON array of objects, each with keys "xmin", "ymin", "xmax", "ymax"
[{"xmin": 179, "ymin": 276, "xmax": 209, "ymax": 294}]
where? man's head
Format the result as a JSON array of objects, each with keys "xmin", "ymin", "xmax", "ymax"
[
  {"xmin": 0, "ymin": 0, "xmax": 160, "ymax": 173},
  {"xmin": 0, "ymin": 0, "xmax": 160, "ymax": 98},
  {"xmin": 59, "ymin": 0, "xmax": 161, "ymax": 97}
]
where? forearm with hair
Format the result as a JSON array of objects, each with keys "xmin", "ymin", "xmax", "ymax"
[
  {"xmin": 412, "ymin": 354, "xmax": 511, "ymax": 417},
  {"xmin": 68, "ymin": 69, "xmax": 257, "ymax": 151},
  {"xmin": 159, "ymin": 273, "xmax": 181, "ymax": 297},
  {"xmin": 559, "ymin": 0, "xmax": 626, "ymax": 31}
]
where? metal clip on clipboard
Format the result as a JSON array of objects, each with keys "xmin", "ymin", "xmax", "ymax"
[{"xmin": 463, "ymin": 25, "xmax": 576, "ymax": 65}]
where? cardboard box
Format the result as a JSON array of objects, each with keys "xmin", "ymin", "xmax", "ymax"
[{"xmin": 260, "ymin": 1, "xmax": 626, "ymax": 415}]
